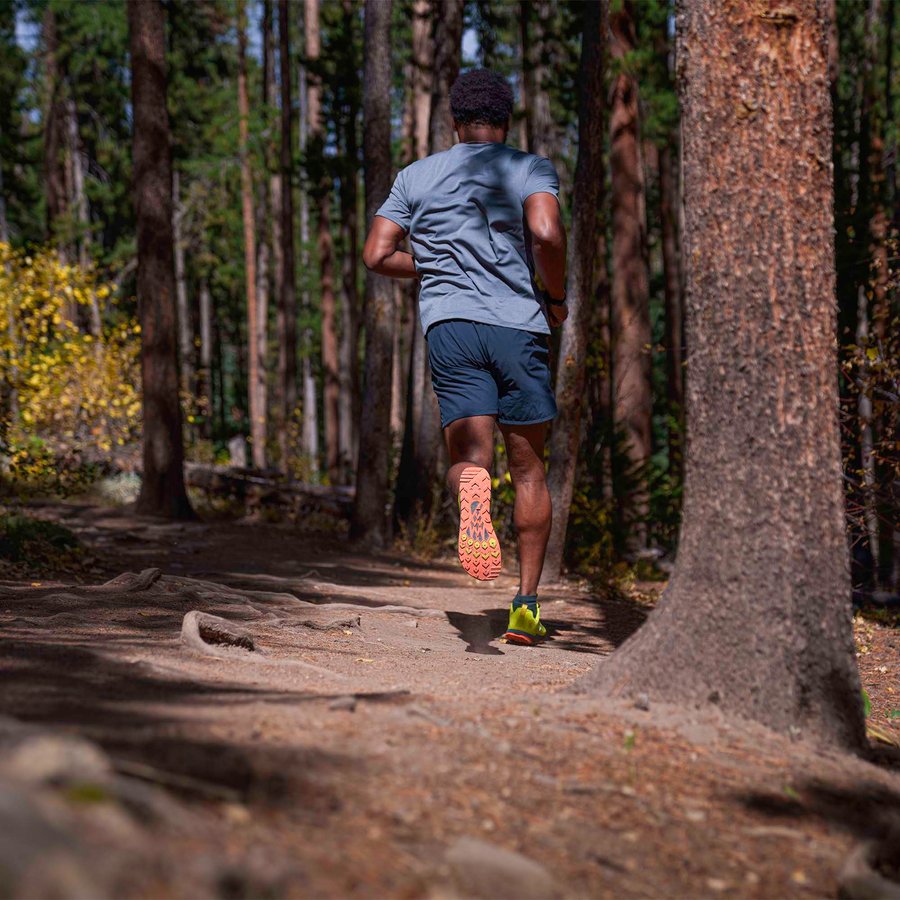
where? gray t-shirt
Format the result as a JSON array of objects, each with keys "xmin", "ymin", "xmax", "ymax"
[{"xmin": 375, "ymin": 141, "xmax": 560, "ymax": 335}]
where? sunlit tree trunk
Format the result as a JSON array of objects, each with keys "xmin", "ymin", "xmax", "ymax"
[
  {"xmin": 128, "ymin": 0, "xmax": 193, "ymax": 519},
  {"xmin": 585, "ymin": 0, "xmax": 865, "ymax": 751},
  {"xmin": 609, "ymin": 0, "xmax": 651, "ymax": 553},
  {"xmin": 351, "ymin": 0, "xmax": 394, "ymax": 545},
  {"xmin": 306, "ymin": 0, "xmax": 339, "ymax": 484},
  {"xmin": 277, "ymin": 0, "xmax": 298, "ymax": 471},
  {"xmin": 298, "ymin": 48, "xmax": 320, "ymax": 478},
  {"xmin": 338, "ymin": 0, "xmax": 361, "ymax": 482},
  {"xmin": 544, "ymin": 0, "xmax": 606, "ymax": 581},
  {"xmin": 237, "ymin": 0, "xmax": 265, "ymax": 469}
]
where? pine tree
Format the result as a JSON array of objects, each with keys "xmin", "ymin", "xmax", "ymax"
[
  {"xmin": 544, "ymin": 0, "xmax": 607, "ymax": 581},
  {"xmin": 584, "ymin": 0, "xmax": 865, "ymax": 750},
  {"xmin": 351, "ymin": 0, "xmax": 394, "ymax": 545},
  {"xmin": 128, "ymin": 0, "xmax": 193, "ymax": 519}
]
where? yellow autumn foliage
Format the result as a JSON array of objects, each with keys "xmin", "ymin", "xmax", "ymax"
[{"xmin": 0, "ymin": 244, "xmax": 141, "ymax": 494}]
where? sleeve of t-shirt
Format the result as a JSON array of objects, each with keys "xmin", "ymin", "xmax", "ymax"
[
  {"xmin": 521, "ymin": 156, "xmax": 560, "ymax": 203},
  {"xmin": 375, "ymin": 168, "xmax": 412, "ymax": 232}
]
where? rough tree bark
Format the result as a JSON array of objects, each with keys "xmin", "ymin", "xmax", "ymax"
[
  {"xmin": 277, "ymin": 0, "xmax": 298, "ymax": 471},
  {"xmin": 128, "ymin": 0, "xmax": 193, "ymax": 519},
  {"xmin": 544, "ymin": 0, "xmax": 607, "ymax": 582},
  {"xmin": 609, "ymin": 0, "xmax": 651, "ymax": 553},
  {"xmin": 237, "ymin": 0, "xmax": 265, "ymax": 469},
  {"xmin": 351, "ymin": 0, "xmax": 394, "ymax": 545},
  {"xmin": 659, "ymin": 144, "xmax": 683, "ymax": 476},
  {"xmin": 583, "ymin": 0, "xmax": 866, "ymax": 751},
  {"xmin": 306, "ymin": 0, "xmax": 340, "ymax": 484}
]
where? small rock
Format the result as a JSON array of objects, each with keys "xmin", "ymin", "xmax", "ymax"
[
  {"xmin": 329, "ymin": 696, "xmax": 357, "ymax": 712},
  {"xmin": 706, "ymin": 878, "xmax": 728, "ymax": 892},
  {"xmin": 634, "ymin": 692, "xmax": 650, "ymax": 711},
  {"xmin": 3, "ymin": 735, "xmax": 111, "ymax": 786},
  {"xmin": 443, "ymin": 837, "xmax": 561, "ymax": 899}
]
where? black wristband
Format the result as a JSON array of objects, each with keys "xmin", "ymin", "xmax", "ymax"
[{"xmin": 545, "ymin": 293, "xmax": 567, "ymax": 306}]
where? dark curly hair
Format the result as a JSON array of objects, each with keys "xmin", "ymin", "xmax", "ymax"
[{"xmin": 449, "ymin": 69, "xmax": 514, "ymax": 127}]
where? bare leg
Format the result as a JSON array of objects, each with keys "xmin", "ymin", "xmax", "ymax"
[
  {"xmin": 444, "ymin": 415, "xmax": 496, "ymax": 494},
  {"xmin": 500, "ymin": 423, "xmax": 551, "ymax": 596}
]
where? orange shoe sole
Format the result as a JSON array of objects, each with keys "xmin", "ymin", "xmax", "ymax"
[{"xmin": 457, "ymin": 466, "xmax": 501, "ymax": 581}]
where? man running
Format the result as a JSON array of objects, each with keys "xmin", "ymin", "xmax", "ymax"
[{"xmin": 362, "ymin": 69, "xmax": 567, "ymax": 645}]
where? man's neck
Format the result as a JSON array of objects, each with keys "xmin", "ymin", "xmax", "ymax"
[{"xmin": 457, "ymin": 124, "xmax": 507, "ymax": 144}]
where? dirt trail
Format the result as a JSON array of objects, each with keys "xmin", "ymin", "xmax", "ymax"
[{"xmin": 0, "ymin": 503, "xmax": 898, "ymax": 899}]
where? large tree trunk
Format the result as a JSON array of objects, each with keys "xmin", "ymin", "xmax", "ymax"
[
  {"xmin": 544, "ymin": 0, "xmax": 607, "ymax": 582},
  {"xmin": 351, "ymin": 0, "xmax": 394, "ymax": 545},
  {"xmin": 237, "ymin": 0, "xmax": 265, "ymax": 470},
  {"xmin": 584, "ymin": 0, "xmax": 865, "ymax": 751},
  {"xmin": 277, "ymin": 0, "xmax": 298, "ymax": 472},
  {"xmin": 128, "ymin": 0, "xmax": 193, "ymax": 520},
  {"xmin": 306, "ymin": 0, "xmax": 340, "ymax": 484},
  {"xmin": 609, "ymin": 0, "xmax": 651, "ymax": 554}
]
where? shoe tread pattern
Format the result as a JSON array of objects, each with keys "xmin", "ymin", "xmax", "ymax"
[{"xmin": 457, "ymin": 466, "xmax": 501, "ymax": 581}]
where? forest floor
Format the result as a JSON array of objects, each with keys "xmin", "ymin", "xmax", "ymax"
[{"xmin": 0, "ymin": 499, "xmax": 898, "ymax": 899}]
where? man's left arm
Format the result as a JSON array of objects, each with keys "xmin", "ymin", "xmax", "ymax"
[{"xmin": 362, "ymin": 216, "xmax": 418, "ymax": 279}]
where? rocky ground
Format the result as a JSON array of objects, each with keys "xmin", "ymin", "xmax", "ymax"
[{"xmin": 0, "ymin": 500, "xmax": 897, "ymax": 899}]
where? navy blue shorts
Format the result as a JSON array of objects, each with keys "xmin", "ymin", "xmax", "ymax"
[{"xmin": 426, "ymin": 320, "xmax": 558, "ymax": 429}]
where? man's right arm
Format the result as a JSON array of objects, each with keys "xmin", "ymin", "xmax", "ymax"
[
  {"xmin": 362, "ymin": 216, "xmax": 418, "ymax": 279},
  {"xmin": 524, "ymin": 192, "xmax": 568, "ymax": 326}
]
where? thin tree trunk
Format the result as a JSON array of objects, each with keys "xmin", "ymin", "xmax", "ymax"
[
  {"xmin": 522, "ymin": 0, "xmax": 557, "ymax": 161},
  {"xmin": 306, "ymin": 0, "xmax": 340, "ymax": 484},
  {"xmin": 609, "ymin": 0, "xmax": 651, "ymax": 553},
  {"xmin": 172, "ymin": 169, "xmax": 192, "ymax": 393},
  {"xmin": 199, "ymin": 277, "xmax": 212, "ymax": 439},
  {"xmin": 351, "ymin": 0, "xmax": 394, "ymax": 545},
  {"xmin": 238, "ymin": 0, "xmax": 265, "ymax": 469},
  {"xmin": 585, "ymin": 0, "xmax": 865, "ymax": 751},
  {"xmin": 43, "ymin": 8, "xmax": 67, "ymax": 245},
  {"xmin": 298, "ymin": 53, "xmax": 320, "ymax": 477},
  {"xmin": 394, "ymin": 0, "xmax": 434, "ymax": 526},
  {"xmin": 338, "ymin": 0, "xmax": 361, "ymax": 482},
  {"xmin": 255, "ymin": 0, "xmax": 272, "ymax": 468},
  {"xmin": 429, "ymin": 0, "xmax": 463, "ymax": 154},
  {"xmin": 128, "ymin": 0, "xmax": 193, "ymax": 519},
  {"xmin": 544, "ymin": 0, "xmax": 607, "ymax": 582},
  {"xmin": 278, "ymin": 0, "xmax": 298, "ymax": 472},
  {"xmin": 411, "ymin": 0, "xmax": 462, "ymax": 519}
]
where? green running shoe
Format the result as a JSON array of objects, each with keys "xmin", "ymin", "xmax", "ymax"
[{"xmin": 502, "ymin": 596, "xmax": 547, "ymax": 645}]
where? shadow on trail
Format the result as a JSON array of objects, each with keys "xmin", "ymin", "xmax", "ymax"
[
  {"xmin": 0, "ymin": 637, "xmax": 354, "ymax": 810},
  {"xmin": 445, "ymin": 590, "xmax": 650, "ymax": 656},
  {"xmin": 737, "ymin": 776, "xmax": 900, "ymax": 846}
]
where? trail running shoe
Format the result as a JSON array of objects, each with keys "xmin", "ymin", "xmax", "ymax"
[
  {"xmin": 502, "ymin": 598, "xmax": 547, "ymax": 645},
  {"xmin": 457, "ymin": 466, "xmax": 501, "ymax": 581}
]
